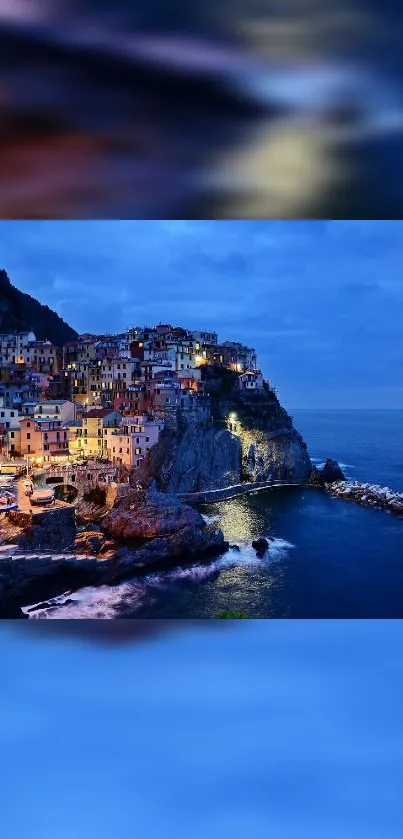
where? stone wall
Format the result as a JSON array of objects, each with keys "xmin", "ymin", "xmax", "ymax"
[{"xmin": 17, "ymin": 505, "xmax": 76, "ymax": 551}]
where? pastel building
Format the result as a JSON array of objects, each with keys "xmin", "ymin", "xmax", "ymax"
[
  {"xmin": 19, "ymin": 417, "xmax": 70, "ymax": 462},
  {"xmin": 66, "ymin": 419, "xmax": 83, "ymax": 457},
  {"xmin": 34, "ymin": 400, "xmax": 76, "ymax": 423},
  {"xmin": 77, "ymin": 408, "xmax": 121, "ymax": 458},
  {"xmin": 0, "ymin": 331, "xmax": 36, "ymax": 365},
  {"xmin": 236, "ymin": 372, "xmax": 265, "ymax": 391},
  {"xmin": 105, "ymin": 417, "xmax": 163, "ymax": 468}
]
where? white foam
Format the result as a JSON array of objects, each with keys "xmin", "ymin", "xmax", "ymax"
[
  {"xmin": 22, "ymin": 582, "xmax": 153, "ymax": 620},
  {"xmin": 201, "ymin": 513, "xmax": 220, "ymax": 525},
  {"xmin": 22, "ymin": 537, "xmax": 295, "ymax": 618}
]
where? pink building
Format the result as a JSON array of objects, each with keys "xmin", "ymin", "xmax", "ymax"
[{"xmin": 19, "ymin": 417, "xmax": 69, "ymax": 462}]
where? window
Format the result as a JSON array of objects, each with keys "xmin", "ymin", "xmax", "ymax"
[
  {"xmin": 26, "ymin": 432, "xmax": 31, "ymax": 440},
  {"xmin": 10, "ymin": 431, "xmax": 14, "ymax": 438},
  {"xmin": 135, "ymin": 447, "xmax": 141, "ymax": 455},
  {"xmin": 27, "ymin": 421, "xmax": 30, "ymax": 428},
  {"xmin": 146, "ymin": 437, "xmax": 149, "ymax": 443}
]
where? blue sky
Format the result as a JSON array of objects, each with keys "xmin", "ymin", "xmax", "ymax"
[{"xmin": 0, "ymin": 220, "xmax": 402, "ymax": 408}]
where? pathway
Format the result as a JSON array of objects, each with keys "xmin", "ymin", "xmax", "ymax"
[{"xmin": 178, "ymin": 480, "xmax": 301, "ymax": 505}]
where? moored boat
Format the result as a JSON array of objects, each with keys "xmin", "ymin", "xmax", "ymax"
[
  {"xmin": 0, "ymin": 490, "xmax": 18, "ymax": 511},
  {"xmin": 30, "ymin": 488, "xmax": 55, "ymax": 506}
]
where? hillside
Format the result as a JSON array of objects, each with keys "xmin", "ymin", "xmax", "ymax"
[
  {"xmin": 0, "ymin": 268, "xmax": 78, "ymax": 345},
  {"xmin": 145, "ymin": 365, "xmax": 312, "ymax": 492}
]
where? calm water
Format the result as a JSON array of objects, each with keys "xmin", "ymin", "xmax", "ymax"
[{"xmin": 26, "ymin": 409, "xmax": 403, "ymax": 619}]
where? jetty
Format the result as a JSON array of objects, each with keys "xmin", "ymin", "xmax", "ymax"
[{"xmin": 325, "ymin": 480, "xmax": 403, "ymax": 516}]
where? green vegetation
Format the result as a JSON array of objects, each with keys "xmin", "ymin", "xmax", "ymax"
[{"xmin": 219, "ymin": 610, "xmax": 249, "ymax": 619}]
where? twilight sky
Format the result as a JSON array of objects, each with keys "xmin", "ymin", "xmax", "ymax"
[{"xmin": 0, "ymin": 220, "xmax": 402, "ymax": 409}]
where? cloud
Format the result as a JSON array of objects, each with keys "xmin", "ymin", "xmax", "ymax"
[{"xmin": 0, "ymin": 219, "xmax": 402, "ymax": 407}]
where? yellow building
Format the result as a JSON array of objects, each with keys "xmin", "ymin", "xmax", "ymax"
[
  {"xmin": 77, "ymin": 408, "xmax": 121, "ymax": 459},
  {"xmin": 66, "ymin": 420, "xmax": 83, "ymax": 458}
]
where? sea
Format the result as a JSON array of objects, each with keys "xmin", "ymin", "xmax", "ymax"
[{"xmin": 24, "ymin": 408, "xmax": 403, "ymax": 620}]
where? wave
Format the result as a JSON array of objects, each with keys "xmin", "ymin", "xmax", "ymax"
[
  {"xmin": 201, "ymin": 513, "xmax": 220, "ymax": 524},
  {"xmin": 22, "ymin": 537, "xmax": 295, "ymax": 619},
  {"xmin": 311, "ymin": 457, "xmax": 355, "ymax": 470},
  {"xmin": 22, "ymin": 581, "xmax": 155, "ymax": 620}
]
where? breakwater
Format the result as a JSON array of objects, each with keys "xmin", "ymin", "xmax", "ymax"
[{"xmin": 326, "ymin": 481, "xmax": 403, "ymax": 515}]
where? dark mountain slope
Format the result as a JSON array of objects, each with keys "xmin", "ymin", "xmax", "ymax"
[{"xmin": 0, "ymin": 268, "xmax": 77, "ymax": 345}]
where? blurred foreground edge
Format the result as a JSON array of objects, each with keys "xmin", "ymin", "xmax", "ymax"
[{"xmin": 8, "ymin": 619, "xmax": 239, "ymax": 644}]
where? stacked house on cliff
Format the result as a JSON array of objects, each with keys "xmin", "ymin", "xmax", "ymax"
[{"xmin": 0, "ymin": 321, "xmax": 263, "ymax": 470}]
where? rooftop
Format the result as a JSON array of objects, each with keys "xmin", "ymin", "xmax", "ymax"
[{"xmin": 85, "ymin": 408, "xmax": 119, "ymax": 418}]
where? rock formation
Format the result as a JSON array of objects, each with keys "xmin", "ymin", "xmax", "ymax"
[
  {"xmin": 0, "ymin": 482, "xmax": 228, "ymax": 614},
  {"xmin": 17, "ymin": 505, "xmax": 76, "ymax": 551},
  {"xmin": 146, "ymin": 366, "xmax": 312, "ymax": 492},
  {"xmin": 309, "ymin": 458, "xmax": 346, "ymax": 486},
  {"xmin": 326, "ymin": 481, "xmax": 403, "ymax": 515}
]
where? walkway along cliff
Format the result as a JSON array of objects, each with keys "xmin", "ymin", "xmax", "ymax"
[{"xmin": 144, "ymin": 366, "xmax": 312, "ymax": 494}]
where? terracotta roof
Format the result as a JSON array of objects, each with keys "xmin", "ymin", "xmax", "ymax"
[{"xmin": 85, "ymin": 409, "xmax": 118, "ymax": 418}]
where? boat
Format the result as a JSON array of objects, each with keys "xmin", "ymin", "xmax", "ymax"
[
  {"xmin": 0, "ymin": 490, "xmax": 18, "ymax": 512},
  {"xmin": 0, "ymin": 476, "xmax": 16, "ymax": 486},
  {"xmin": 30, "ymin": 488, "xmax": 55, "ymax": 506}
]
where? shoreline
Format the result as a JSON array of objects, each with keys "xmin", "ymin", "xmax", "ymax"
[
  {"xmin": 1, "ymin": 474, "xmax": 402, "ymax": 619},
  {"xmin": 323, "ymin": 480, "xmax": 403, "ymax": 516}
]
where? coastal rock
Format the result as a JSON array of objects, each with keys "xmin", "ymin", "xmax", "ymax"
[
  {"xmin": 325, "ymin": 480, "xmax": 403, "ymax": 515},
  {"xmin": 252, "ymin": 536, "xmax": 269, "ymax": 558},
  {"xmin": 0, "ymin": 513, "xmax": 26, "ymax": 545},
  {"xmin": 148, "ymin": 421, "xmax": 242, "ymax": 493},
  {"xmin": 146, "ymin": 370, "xmax": 311, "ymax": 492},
  {"xmin": 309, "ymin": 459, "xmax": 346, "ymax": 486},
  {"xmin": 73, "ymin": 530, "xmax": 110, "ymax": 555},
  {"xmin": 17, "ymin": 505, "xmax": 76, "ymax": 551},
  {"xmin": 0, "ymin": 482, "xmax": 229, "ymax": 613},
  {"xmin": 0, "ymin": 525, "xmax": 228, "ymax": 612},
  {"xmin": 102, "ymin": 486, "xmax": 208, "ymax": 540},
  {"xmin": 252, "ymin": 537, "xmax": 269, "ymax": 556}
]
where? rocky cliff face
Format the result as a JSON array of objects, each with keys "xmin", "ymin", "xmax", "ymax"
[
  {"xmin": 147, "ymin": 366, "xmax": 312, "ymax": 492},
  {"xmin": 148, "ymin": 414, "xmax": 242, "ymax": 493}
]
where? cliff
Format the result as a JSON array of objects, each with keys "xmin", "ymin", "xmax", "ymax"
[
  {"xmin": 0, "ymin": 483, "xmax": 228, "ymax": 616},
  {"xmin": 146, "ymin": 366, "xmax": 312, "ymax": 492},
  {"xmin": 0, "ymin": 268, "xmax": 78, "ymax": 344}
]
